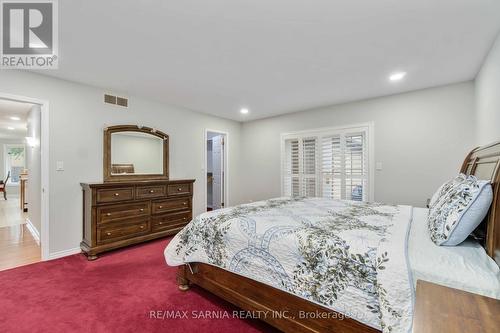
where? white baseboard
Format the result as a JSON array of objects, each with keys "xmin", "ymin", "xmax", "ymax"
[
  {"xmin": 48, "ymin": 247, "xmax": 81, "ymax": 260},
  {"xmin": 25, "ymin": 220, "xmax": 81, "ymax": 261},
  {"xmin": 25, "ymin": 219, "xmax": 40, "ymax": 245}
]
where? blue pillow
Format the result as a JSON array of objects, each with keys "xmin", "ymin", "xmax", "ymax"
[{"xmin": 427, "ymin": 174, "xmax": 493, "ymax": 246}]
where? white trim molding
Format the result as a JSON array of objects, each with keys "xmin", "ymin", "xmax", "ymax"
[
  {"xmin": 48, "ymin": 248, "xmax": 81, "ymax": 261},
  {"xmin": 25, "ymin": 219, "xmax": 40, "ymax": 245}
]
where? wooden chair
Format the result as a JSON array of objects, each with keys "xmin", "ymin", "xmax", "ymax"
[{"xmin": 0, "ymin": 172, "xmax": 10, "ymax": 200}]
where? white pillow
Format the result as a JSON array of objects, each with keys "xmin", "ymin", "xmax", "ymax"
[
  {"xmin": 429, "ymin": 182, "xmax": 446, "ymax": 208},
  {"xmin": 428, "ymin": 174, "xmax": 493, "ymax": 246}
]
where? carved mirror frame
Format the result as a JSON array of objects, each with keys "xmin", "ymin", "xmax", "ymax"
[{"xmin": 103, "ymin": 125, "xmax": 169, "ymax": 182}]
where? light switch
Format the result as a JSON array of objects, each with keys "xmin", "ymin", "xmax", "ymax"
[
  {"xmin": 56, "ymin": 161, "xmax": 64, "ymax": 171},
  {"xmin": 376, "ymin": 162, "xmax": 383, "ymax": 171}
]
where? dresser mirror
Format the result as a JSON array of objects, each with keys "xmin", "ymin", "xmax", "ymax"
[{"xmin": 103, "ymin": 125, "xmax": 169, "ymax": 182}]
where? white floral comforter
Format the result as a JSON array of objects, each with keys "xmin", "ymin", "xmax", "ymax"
[{"xmin": 165, "ymin": 197, "xmax": 414, "ymax": 332}]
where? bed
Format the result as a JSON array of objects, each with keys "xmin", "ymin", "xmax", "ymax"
[{"xmin": 164, "ymin": 142, "xmax": 500, "ymax": 333}]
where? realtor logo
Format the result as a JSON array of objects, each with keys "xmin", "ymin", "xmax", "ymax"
[{"xmin": 1, "ymin": 0, "xmax": 58, "ymax": 69}]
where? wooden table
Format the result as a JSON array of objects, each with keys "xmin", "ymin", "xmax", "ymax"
[{"xmin": 413, "ymin": 280, "xmax": 500, "ymax": 333}]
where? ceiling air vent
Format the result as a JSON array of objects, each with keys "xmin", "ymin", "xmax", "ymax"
[{"xmin": 104, "ymin": 94, "xmax": 128, "ymax": 108}]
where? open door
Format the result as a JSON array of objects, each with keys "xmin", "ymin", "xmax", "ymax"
[
  {"xmin": 206, "ymin": 131, "xmax": 226, "ymax": 211},
  {"xmin": 211, "ymin": 135, "xmax": 224, "ymax": 210}
]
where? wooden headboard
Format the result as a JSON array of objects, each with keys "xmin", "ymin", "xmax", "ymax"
[{"xmin": 460, "ymin": 141, "xmax": 500, "ymax": 265}]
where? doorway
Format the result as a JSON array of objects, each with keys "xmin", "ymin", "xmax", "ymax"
[
  {"xmin": 0, "ymin": 93, "xmax": 48, "ymax": 270},
  {"xmin": 205, "ymin": 130, "xmax": 228, "ymax": 211}
]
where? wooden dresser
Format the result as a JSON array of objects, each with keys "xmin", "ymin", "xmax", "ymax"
[{"xmin": 80, "ymin": 179, "xmax": 195, "ymax": 260}]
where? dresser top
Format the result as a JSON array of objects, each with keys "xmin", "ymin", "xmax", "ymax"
[
  {"xmin": 81, "ymin": 179, "xmax": 195, "ymax": 188},
  {"xmin": 413, "ymin": 280, "xmax": 500, "ymax": 333}
]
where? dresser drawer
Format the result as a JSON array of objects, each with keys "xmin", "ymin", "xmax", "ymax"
[
  {"xmin": 96, "ymin": 187, "xmax": 134, "ymax": 203},
  {"xmin": 152, "ymin": 197, "xmax": 191, "ymax": 214},
  {"xmin": 97, "ymin": 202, "xmax": 150, "ymax": 225},
  {"xmin": 167, "ymin": 183, "xmax": 192, "ymax": 196},
  {"xmin": 97, "ymin": 219, "xmax": 150, "ymax": 244},
  {"xmin": 152, "ymin": 211, "xmax": 191, "ymax": 232},
  {"xmin": 136, "ymin": 185, "xmax": 166, "ymax": 199}
]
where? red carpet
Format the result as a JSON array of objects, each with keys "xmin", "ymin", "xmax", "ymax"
[{"xmin": 0, "ymin": 238, "xmax": 278, "ymax": 333}]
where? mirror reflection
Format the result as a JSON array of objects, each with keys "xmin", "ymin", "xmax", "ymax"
[{"xmin": 111, "ymin": 131, "xmax": 163, "ymax": 175}]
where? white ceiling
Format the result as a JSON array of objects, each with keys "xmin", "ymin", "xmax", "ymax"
[
  {"xmin": 41, "ymin": 0, "xmax": 500, "ymax": 121},
  {"xmin": 0, "ymin": 99, "xmax": 31, "ymax": 139}
]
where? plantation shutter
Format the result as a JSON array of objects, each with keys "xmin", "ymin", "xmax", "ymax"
[
  {"xmin": 321, "ymin": 135, "xmax": 342, "ymax": 200},
  {"xmin": 301, "ymin": 138, "xmax": 317, "ymax": 197},
  {"xmin": 284, "ymin": 138, "xmax": 318, "ymax": 197},
  {"xmin": 344, "ymin": 133, "xmax": 366, "ymax": 201},
  {"xmin": 283, "ymin": 126, "xmax": 370, "ymax": 201},
  {"xmin": 284, "ymin": 139, "xmax": 300, "ymax": 196}
]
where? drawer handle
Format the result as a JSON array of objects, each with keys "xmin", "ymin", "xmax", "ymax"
[
  {"xmin": 183, "ymin": 217, "xmax": 187, "ymax": 221},
  {"xmin": 177, "ymin": 187, "xmax": 182, "ymax": 191},
  {"xmin": 183, "ymin": 202, "xmax": 187, "ymax": 205},
  {"xmin": 114, "ymin": 193, "xmax": 120, "ymax": 196},
  {"xmin": 140, "ymin": 225, "xmax": 145, "ymax": 229},
  {"xmin": 150, "ymin": 190, "xmax": 155, "ymax": 193},
  {"xmin": 140, "ymin": 208, "xmax": 144, "ymax": 212},
  {"xmin": 106, "ymin": 213, "xmax": 111, "ymax": 216},
  {"xmin": 106, "ymin": 232, "xmax": 112, "ymax": 236},
  {"xmin": 159, "ymin": 205, "xmax": 163, "ymax": 209},
  {"xmin": 158, "ymin": 222, "xmax": 163, "ymax": 225}
]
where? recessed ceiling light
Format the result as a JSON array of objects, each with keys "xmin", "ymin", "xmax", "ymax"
[
  {"xmin": 389, "ymin": 72, "xmax": 407, "ymax": 82},
  {"xmin": 240, "ymin": 108, "xmax": 249, "ymax": 114},
  {"xmin": 10, "ymin": 116, "xmax": 20, "ymax": 121},
  {"xmin": 7, "ymin": 127, "xmax": 15, "ymax": 130}
]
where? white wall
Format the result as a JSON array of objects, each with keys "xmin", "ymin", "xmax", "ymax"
[
  {"xmin": 0, "ymin": 70, "xmax": 242, "ymax": 256},
  {"xmin": 476, "ymin": 33, "xmax": 500, "ymax": 145},
  {"xmin": 240, "ymin": 82, "xmax": 476, "ymax": 207},
  {"xmin": 26, "ymin": 105, "xmax": 42, "ymax": 233}
]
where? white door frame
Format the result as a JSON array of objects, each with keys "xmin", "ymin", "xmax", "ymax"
[
  {"xmin": 0, "ymin": 92, "xmax": 50, "ymax": 261},
  {"xmin": 204, "ymin": 129, "xmax": 229, "ymax": 210}
]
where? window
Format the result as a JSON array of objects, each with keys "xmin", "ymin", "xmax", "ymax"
[
  {"xmin": 4, "ymin": 144, "xmax": 26, "ymax": 184},
  {"xmin": 282, "ymin": 124, "xmax": 373, "ymax": 201}
]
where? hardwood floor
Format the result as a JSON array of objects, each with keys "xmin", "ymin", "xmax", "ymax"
[
  {"xmin": 0, "ymin": 196, "xmax": 41, "ymax": 271},
  {"xmin": 0, "ymin": 195, "xmax": 28, "ymax": 227},
  {"xmin": 0, "ymin": 224, "xmax": 41, "ymax": 271}
]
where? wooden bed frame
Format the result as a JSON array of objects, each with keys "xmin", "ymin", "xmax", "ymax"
[{"xmin": 177, "ymin": 141, "xmax": 500, "ymax": 333}]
